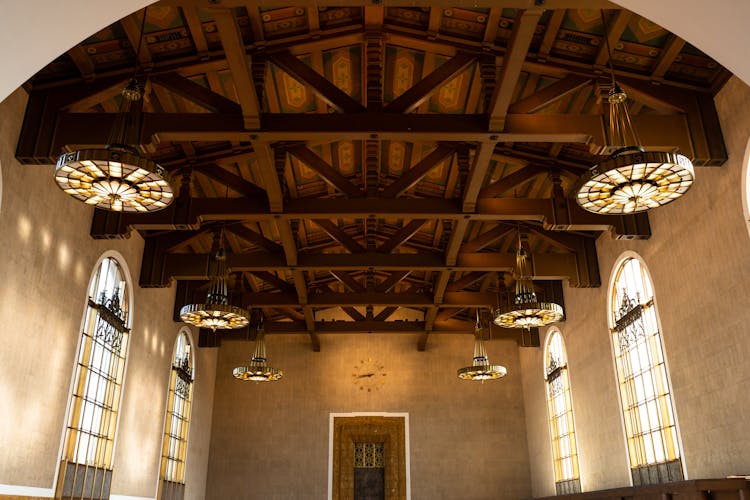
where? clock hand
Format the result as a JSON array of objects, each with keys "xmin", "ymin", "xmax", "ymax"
[{"xmin": 357, "ymin": 373, "xmax": 375, "ymax": 378}]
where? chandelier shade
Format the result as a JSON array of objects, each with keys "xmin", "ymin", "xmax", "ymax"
[
  {"xmin": 55, "ymin": 148, "xmax": 173, "ymax": 212},
  {"xmin": 54, "ymin": 10, "xmax": 173, "ymax": 213},
  {"xmin": 494, "ymin": 232, "xmax": 564, "ymax": 329},
  {"xmin": 574, "ymin": 12, "xmax": 694, "ymax": 215},
  {"xmin": 180, "ymin": 230, "xmax": 250, "ymax": 331},
  {"xmin": 457, "ymin": 313, "xmax": 507, "ymax": 381},
  {"xmin": 575, "ymin": 150, "xmax": 694, "ymax": 215},
  {"xmin": 233, "ymin": 323, "xmax": 283, "ymax": 382}
]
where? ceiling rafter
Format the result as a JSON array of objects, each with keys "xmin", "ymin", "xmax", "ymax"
[
  {"xmin": 287, "ymin": 145, "xmax": 364, "ymax": 198},
  {"xmin": 225, "ymin": 224, "xmax": 283, "ymax": 254},
  {"xmin": 488, "ymin": 8, "xmax": 544, "ymax": 131},
  {"xmin": 313, "ymin": 219, "xmax": 367, "ymax": 253},
  {"xmin": 479, "ymin": 164, "xmax": 547, "ymax": 198},
  {"xmin": 381, "ymin": 144, "xmax": 457, "ymax": 198},
  {"xmin": 212, "ymin": 7, "xmax": 261, "ymax": 128},
  {"xmin": 509, "ymin": 74, "xmax": 592, "ymax": 114},
  {"xmin": 383, "ymin": 52, "xmax": 478, "ymax": 114},
  {"xmin": 594, "ymin": 10, "xmax": 633, "ymax": 68},
  {"xmin": 192, "ymin": 164, "xmax": 268, "ymax": 199},
  {"xmin": 151, "ymin": 72, "xmax": 241, "ymax": 114},
  {"xmin": 268, "ymin": 50, "xmax": 366, "ymax": 113},
  {"xmin": 377, "ymin": 219, "xmax": 427, "ymax": 253},
  {"xmin": 460, "ymin": 223, "xmax": 515, "ymax": 253}
]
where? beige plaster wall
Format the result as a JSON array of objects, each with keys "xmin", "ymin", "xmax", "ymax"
[
  {"xmin": 0, "ymin": 88, "xmax": 214, "ymax": 499},
  {"xmin": 206, "ymin": 332, "xmax": 529, "ymax": 500},
  {"xmin": 521, "ymin": 75, "xmax": 750, "ymax": 497}
]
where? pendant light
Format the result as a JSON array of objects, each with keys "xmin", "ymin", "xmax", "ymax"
[
  {"xmin": 233, "ymin": 316, "xmax": 283, "ymax": 382},
  {"xmin": 457, "ymin": 310, "xmax": 507, "ymax": 381},
  {"xmin": 180, "ymin": 228, "xmax": 250, "ymax": 331},
  {"xmin": 575, "ymin": 10, "xmax": 694, "ymax": 215},
  {"xmin": 54, "ymin": 8, "xmax": 173, "ymax": 212},
  {"xmin": 494, "ymin": 231, "xmax": 564, "ymax": 329}
]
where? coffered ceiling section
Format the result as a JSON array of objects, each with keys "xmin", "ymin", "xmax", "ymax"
[{"xmin": 17, "ymin": 1, "xmax": 728, "ymax": 349}]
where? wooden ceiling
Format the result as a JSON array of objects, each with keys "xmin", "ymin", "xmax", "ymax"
[{"xmin": 17, "ymin": 0, "xmax": 729, "ymax": 350}]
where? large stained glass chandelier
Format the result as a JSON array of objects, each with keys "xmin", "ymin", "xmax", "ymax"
[
  {"xmin": 494, "ymin": 232, "xmax": 564, "ymax": 329},
  {"xmin": 575, "ymin": 11, "xmax": 693, "ymax": 215},
  {"xmin": 180, "ymin": 229, "xmax": 250, "ymax": 331},
  {"xmin": 54, "ymin": 8, "xmax": 173, "ymax": 213},
  {"xmin": 233, "ymin": 317, "xmax": 283, "ymax": 382},
  {"xmin": 457, "ymin": 310, "xmax": 507, "ymax": 381}
]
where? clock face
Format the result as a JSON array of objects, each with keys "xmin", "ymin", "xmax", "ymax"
[{"xmin": 352, "ymin": 357, "xmax": 386, "ymax": 392}]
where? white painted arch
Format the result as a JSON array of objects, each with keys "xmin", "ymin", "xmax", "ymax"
[{"xmin": 1, "ymin": 1, "xmax": 750, "ymax": 103}]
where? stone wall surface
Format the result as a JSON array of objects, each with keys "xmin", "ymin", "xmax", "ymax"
[
  {"xmin": 0, "ymin": 88, "xmax": 215, "ymax": 500},
  {"xmin": 521, "ymin": 76, "xmax": 750, "ymax": 497},
  {"xmin": 206, "ymin": 333, "xmax": 530, "ymax": 500}
]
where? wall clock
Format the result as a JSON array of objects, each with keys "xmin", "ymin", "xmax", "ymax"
[{"xmin": 352, "ymin": 357, "xmax": 387, "ymax": 392}]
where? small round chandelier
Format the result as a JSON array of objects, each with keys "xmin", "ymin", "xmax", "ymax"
[
  {"xmin": 575, "ymin": 11, "xmax": 694, "ymax": 215},
  {"xmin": 54, "ymin": 9, "xmax": 173, "ymax": 213},
  {"xmin": 494, "ymin": 232, "xmax": 564, "ymax": 329},
  {"xmin": 234, "ymin": 319, "xmax": 283, "ymax": 382},
  {"xmin": 457, "ymin": 311, "xmax": 507, "ymax": 381},
  {"xmin": 180, "ymin": 229, "xmax": 250, "ymax": 331}
]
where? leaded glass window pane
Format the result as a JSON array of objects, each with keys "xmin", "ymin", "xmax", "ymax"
[
  {"xmin": 160, "ymin": 331, "xmax": 193, "ymax": 487},
  {"xmin": 610, "ymin": 257, "xmax": 682, "ymax": 484},
  {"xmin": 544, "ymin": 330, "xmax": 581, "ymax": 492}
]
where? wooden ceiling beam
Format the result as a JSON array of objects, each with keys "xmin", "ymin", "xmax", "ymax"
[
  {"xmin": 67, "ymin": 46, "xmax": 96, "ymax": 81},
  {"xmin": 212, "ymin": 7, "xmax": 261, "ymax": 128},
  {"xmin": 225, "ymin": 224, "xmax": 284, "ymax": 254},
  {"xmin": 594, "ymin": 10, "xmax": 633, "ymax": 68},
  {"xmin": 237, "ymin": 291, "xmax": 498, "ymax": 308},
  {"xmin": 312, "ymin": 219, "xmax": 367, "ymax": 253},
  {"xmin": 509, "ymin": 74, "xmax": 592, "ymax": 114},
  {"xmin": 181, "ymin": 7, "xmax": 210, "ymax": 59},
  {"xmin": 163, "ymin": 250, "xmax": 576, "ymax": 276},
  {"xmin": 377, "ymin": 219, "xmax": 427, "ymax": 253},
  {"xmin": 445, "ymin": 271, "xmax": 487, "ymax": 292},
  {"xmin": 288, "ymin": 145, "xmax": 364, "ymax": 198},
  {"xmin": 651, "ymin": 35, "xmax": 686, "ymax": 81},
  {"xmin": 383, "ymin": 52, "xmax": 478, "ymax": 114},
  {"xmin": 192, "ymin": 164, "xmax": 268, "ymax": 199},
  {"xmin": 538, "ymin": 10, "xmax": 565, "ymax": 61},
  {"xmin": 381, "ymin": 144, "xmax": 457, "ymax": 198},
  {"xmin": 249, "ymin": 271, "xmax": 295, "ymax": 293},
  {"xmin": 151, "ymin": 72, "xmax": 241, "ymax": 114},
  {"xmin": 461, "ymin": 142, "xmax": 495, "ymax": 212},
  {"xmin": 488, "ymin": 8, "xmax": 544, "ymax": 131},
  {"xmin": 268, "ymin": 50, "xmax": 366, "ymax": 113},
  {"xmin": 479, "ymin": 164, "xmax": 547, "ymax": 199},
  {"xmin": 460, "ymin": 223, "xmax": 515, "ymax": 253},
  {"xmin": 99, "ymin": 197, "xmax": 648, "ymax": 240},
  {"xmin": 330, "ymin": 271, "xmax": 366, "ymax": 293},
  {"xmin": 121, "ymin": 12, "xmax": 153, "ymax": 67},
  {"xmin": 375, "ymin": 271, "xmax": 411, "ymax": 293},
  {"xmin": 45, "ymin": 111, "xmax": 701, "ymax": 152}
]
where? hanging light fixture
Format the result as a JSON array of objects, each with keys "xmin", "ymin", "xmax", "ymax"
[
  {"xmin": 54, "ymin": 8, "xmax": 173, "ymax": 213},
  {"xmin": 457, "ymin": 310, "xmax": 507, "ymax": 381},
  {"xmin": 494, "ymin": 231, "xmax": 564, "ymax": 329},
  {"xmin": 575, "ymin": 11, "xmax": 694, "ymax": 215},
  {"xmin": 180, "ymin": 228, "xmax": 250, "ymax": 331},
  {"xmin": 233, "ymin": 316, "xmax": 283, "ymax": 382}
]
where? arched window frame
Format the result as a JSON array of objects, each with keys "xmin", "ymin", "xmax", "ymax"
[
  {"xmin": 543, "ymin": 328, "xmax": 581, "ymax": 495},
  {"xmin": 59, "ymin": 252, "xmax": 134, "ymax": 499},
  {"xmin": 158, "ymin": 327, "xmax": 195, "ymax": 499},
  {"xmin": 741, "ymin": 137, "xmax": 750, "ymax": 239},
  {"xmin": 608, "ymin": 252, "xmax": 684, "ymax": 486}
]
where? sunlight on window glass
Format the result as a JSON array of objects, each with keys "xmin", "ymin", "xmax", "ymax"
[
  {"xmin": 160, "ymin": 330, "xmax": 194, "ymax": 488},
  {"xmin": 63, "ymin": 257, "xmax": 130, "ymax": 470},
  {"xmin": 610, "ymin": 257, "xmax": 682, "ymax": 484},
  {"xmin": 544, "ymin": 330, "xmax": 581, "ymax": 494}
]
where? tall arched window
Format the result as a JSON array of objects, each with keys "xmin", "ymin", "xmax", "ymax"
[
  {"xmin": 159, "ymin": 329, "xmax": 194, "ymax": 499},
  {"xmin": 544, "ymin": 329, "xmax": 581, "ymax": 494},
  {"xmin": 610, "ymin": 256, "xmax": 682, "ymax": 485},
  {"xmin": 60, "ymin": 256, "xmax": 132, "ymax": 499}
]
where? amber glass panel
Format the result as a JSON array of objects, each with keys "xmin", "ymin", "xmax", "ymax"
[{"xmin": 160, "ymin": 331, "xmax": 193, "ymax": 485}]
